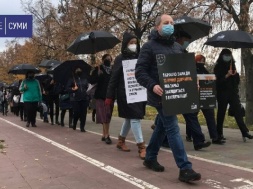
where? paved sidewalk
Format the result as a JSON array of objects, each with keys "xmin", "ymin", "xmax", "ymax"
[{"xmin": 0, "ymin": 113, "xmax": 253, "ymax": 189}]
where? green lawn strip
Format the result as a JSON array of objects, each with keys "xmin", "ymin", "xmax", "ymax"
[{"xmin": 112, "ymin": 105, "xmax": 253, "ymax": 131}]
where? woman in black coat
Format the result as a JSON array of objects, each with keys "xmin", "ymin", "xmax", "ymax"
[
  {"xmin": 106, "ymin": 31, "xmax": 146, "ymax": 159},
  {"xmin": 214, "ymin": 48, "xmax": 252, "ymax": 141}
]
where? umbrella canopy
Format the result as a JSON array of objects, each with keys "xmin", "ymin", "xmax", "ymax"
[
  {"xmin": 9, "ymin": 81, "xmax": 19, "ymax": 88},
  {"xmin": 67, "ymin": 30, "xmax": 121, "ymax": 55},
  {"xmin": 204, "ymin": 30, "xmax": 253, "ymax": 49},
  {"xmin": 8, "ymin": 63, "xmax": 41, "ymax": 75},
  {"xmin": 46, "ymin": 63, "xmax": 60, "ymax": 75},
  {"xmin": 52, "ymin": 60, "xmax": 91, "ymax": 86},
  {"xmin": 174, "ymin": 15, "xmax": 212, "ymax": 42},
  {"xmin": 39, "ymin": 59, "xmax": 61, "ymax": 68},
  {"xmin": 35, "ymin": 73, "xmax": 52, "ymax": 83}
]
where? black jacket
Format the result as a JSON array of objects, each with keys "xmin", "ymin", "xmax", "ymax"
[
  {"xmin": 66, "ymin": 75, "xmax": 88, "ymax": 101},
  {"xmin": 89, "ymin": 65, "xmax": 112, "ymax": 100},
  {"xmin": 213, "ymin": 60, "xmax": 240, "ymax": 95},
  {"xmin": 135, "ymin": 30, "xmax": 184, "ymax": 107},
  {"xmin": 196, "ymin": 63, "xmax": 209, "ymax": 74},
  {"xmin": 106, "ymin": 32, "xmax": 146, "ymax": 119}
]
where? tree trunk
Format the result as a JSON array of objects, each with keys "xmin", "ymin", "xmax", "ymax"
[{"xmin": 242, "ymin": 49, "xmax": 253, "ymax": 125}]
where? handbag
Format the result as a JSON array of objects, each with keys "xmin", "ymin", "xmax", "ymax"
[
  {"xmin": 60, "ymin": 94, "xmax": 70, "ymax": 101},
  {"xmin": 228, "ymin": 104, "xmax": 245, "ymax": 117}
]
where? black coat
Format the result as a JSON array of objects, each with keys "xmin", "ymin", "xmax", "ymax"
[
  {"xmin": 213, "ymin": 60, "xmax": 240, "ymax": 95},
  {"xmin": 106, "ymin": 32, "xmax": 146, "ymax": 119},
  {"xmin": 135, "ymin": 30, "xmax": 184, "ymax": 108},
  {"xmin": 66, "ymin": 75, "xmax": 88, "ymax": 101},
  {"xmin": 196, "ymin": 63, "xmax": 209, "ymax": 74},
  {"xmin": 89, "ymin": 65, "xmax": 112, "ymax": 100}
]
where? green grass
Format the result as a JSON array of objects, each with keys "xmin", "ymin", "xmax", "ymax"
[{"xmin": 112, "ymin": 106, "xmax": 253, "ymax": 131}]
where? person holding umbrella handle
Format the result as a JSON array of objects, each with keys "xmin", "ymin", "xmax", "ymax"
[{"xmin": 214, "ymin": 48, "xmax": 253, "ymax": 142}]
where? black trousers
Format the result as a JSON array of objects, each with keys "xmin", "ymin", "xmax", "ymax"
[
  {"xmin": 183, "ymin": 113, "xmax": 205, "ymax": 145},
  {"xmin": 19, "ymin": 102, "xmax": 27, "ymax": 120},
  {"xmin": 186, "ymin": 109, "xmax": 218, "ymax": 140},
  {"xmin": 72, "ymin": 100, "xmax": 88, "ymax": 131},
  {"xmin": 24, "ymin": 102, "xmax": 38, "ymax": 125},
  {"xmin": 216, "ymin": 92, "xmax": 248, "ymax": 137},
  {"xmin": 61, "ymin": 108, "xmax": 73, "ymax": 127},
  {"xmin": 48, "ymin": 95, "xmax": 59, "ymax": 123}
]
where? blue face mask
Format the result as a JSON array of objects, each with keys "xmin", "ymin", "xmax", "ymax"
[
  {"xmin": 182, "ymin": 41, "xmax": 190, "ymax": 49},
  {"xmin": 222, "ymin": 55, "xmax": 232, "ymax": 62},
  {"xmin": 161, "ymin": 24, "xmax": 174, "ymax": 37}
]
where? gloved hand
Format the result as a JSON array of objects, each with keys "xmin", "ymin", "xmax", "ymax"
[{"xmin": 105, "ymin": 98, "xmax": 113, "ymax": 106}]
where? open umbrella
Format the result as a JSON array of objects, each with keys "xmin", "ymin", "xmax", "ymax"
[
  {"xmin": 35, "ymin": 73, "xmax": 52, "ymax": 83},
  {"xmin": 8, "ymin": 63, "xmax": 41, "ymax": 74},
  {"xmin": 52, "ymin": 60, "xmax": 91, "ymax": 86},
  {"xmin": 67, "ymin": 30, "xmax": 121, "ymax": 55},
  {"xmin": 174, "ymin": 15, "xmax": 212, "ymax": 42},
  {"xmin": 9, "ymin": 81, "xmax": 19, "ymax": 88},
  {"xmin": 204, "ymin": 30, "xmax": 253, "ymax": 49},
  {"xmin": 39, "ymin": 59, "xmax": 61, "ymax": 68}
]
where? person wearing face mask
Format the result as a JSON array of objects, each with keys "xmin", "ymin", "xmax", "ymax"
[
  {"xmin": 66, "ymin": 67, "xmax": 89, "ymax": 132},
  {"xmin": 174, "ymin": 31, "xmax": 212, "ymax": 150},
  {"xmin": 19, "ymin": 71, "xmax": 42, "ymax": 127},
  {"xmin": 105, "ymin": 31, "xmax": 146, "ymax": 159},
  {"xmin": 89, "ymin": 54, "xmax": 114, "ymax": 144},
  {"xmin": 214, "ymin": 49, "xmax": 253, "ymax": 141},
  {"xmin": 175, "ymin": 31, "xmax": 191, "ymax": 51},
  {"xmin": 135, "ymin": 14, "xmax": 201, "ymax": 182},
  {"xmin": 192, "ymin": 55, "xmax": 225, "ymax": 144}
]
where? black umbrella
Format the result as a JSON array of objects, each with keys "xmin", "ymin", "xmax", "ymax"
[
  {"xmin": 35, "ymin": 73, "xmax": 52, "ymax": 83},
  {"xmin": 204, "ymin": 30, "xmax": 253, "ymax": 49},
  {"xmin": 39, "ymin": 59, "xmax": 61, "ymax": 68},
  {"xmin": 46, "ymin": 63, "xmax": 60, "ymax": 75},
  {"xmin": 52, "ymin": 60, "xmax": 91, "ymax": 86},
  {"xmin": 67, "ymin": 30, "xmax": 121, "ymax": 55},
  {"xmin": 174, "ymin": 15, "xmax": 212, "ymax": 42},
  {"xmin": 9, "ymin": 81, "xmax": 19, "ymax": 88},
  {"xmin": 8, "ymin": 63, "xmax": 41, "ymax": 74}
]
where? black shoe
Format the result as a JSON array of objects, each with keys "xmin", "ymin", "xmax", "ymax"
[
  {"xmin": 56, "ymin": 121, "xmax": 61, "ymax": 125},
  {"xmin": 194, "ymin": 141, "xmax": 211, "ymax": 151},
  {"xmin": 51, "ymin": 122, "xmax": 54, "ymax": 125},
  {"xmin": 105, "ymin": 136, "xmax": 112, "ymax": 144},
  {"xmin": 26, "ymin": 122, "xmax": 30, "ymax": 127},
  {"xmin": 218, "ymin": 135, "xmax": 226, "ymax": 141},
  {"xmin": 80, "ymin": 129, "xmax": 86, "ymax": 132},
  {"xmin": 61, "ymin": 122, "xmax": 64, "ymax": 127},
  {"xmin": 44, "ymin": 119, "xmax": 49, "ymax": 123},
  {"xmin": 92, "ymin": 116, "xmax": 95, "ymax": 122},
  {"xmin": 101, "ymin": 137, "xmax": 105, "ymax": 141},
  {"xmin": 186, "ymin": 136, "xmax": 193, "ymax": 142},
  {"xmin": 243, "ymin": 132, "xmax": 253, "ymax": 139},
  {"xmin": 212, "ymin": 139, "xmax": 225, "ymax": 145},
  {"xmin": 32, "ymin": 124, "xmax": 37, "ymax": 127},
  {"xmin": 179, "ymin": 169, "xmax": 201, "ymax": 182},
  {"xmin": 143, "ymin": 159, "xmax": 165, "ymax": 172},
  {"xmin": 72, "ymin": 127, "xmax": 76, "ymax": 130}
]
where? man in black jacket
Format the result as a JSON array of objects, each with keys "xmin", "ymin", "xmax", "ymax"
[{"xmin": 135, "ymin": 14, "xmax": 201, "ymax": 183}]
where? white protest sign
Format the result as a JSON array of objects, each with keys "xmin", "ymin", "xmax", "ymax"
[{"xmin": 122, "ymin": 59, "xmax": 147, "ymax": 104}]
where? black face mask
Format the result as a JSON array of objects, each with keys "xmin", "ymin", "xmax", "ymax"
[
  {"xmin": 28, "ymin": 75, "xmax": 34, "ymax": 79},
  {"xmin": 104, "ymin": 59, "xmax": 111, "ymax": 66}
]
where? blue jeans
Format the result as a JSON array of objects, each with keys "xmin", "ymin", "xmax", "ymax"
[
  {"xmin": 120, "ymin": 119, "xmax": 144, "ymax": 143},
  {"xmin": 146, "ymin": 108, "xmax": 192, "ymax": 170}
]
